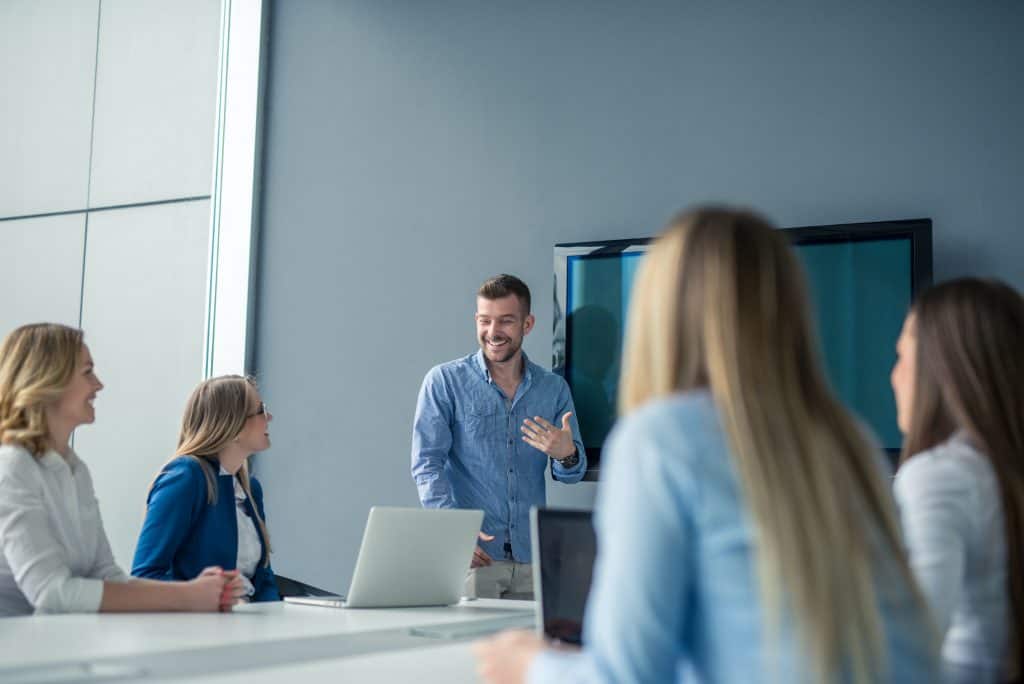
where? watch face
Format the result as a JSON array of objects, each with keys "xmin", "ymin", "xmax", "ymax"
[{"xmin": 557, "ymin": 453, "xmax": 578, "ymax": 467}]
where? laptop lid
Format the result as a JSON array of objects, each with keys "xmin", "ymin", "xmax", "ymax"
[
  {"xmin": 344, "ymin": 506, "xmax": 483, "ymax": 608},
  {"xmin": 530, "ymin": 507, "xmax": 597, "ymax": 645}
]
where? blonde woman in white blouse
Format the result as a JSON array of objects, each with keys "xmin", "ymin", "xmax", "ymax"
[
  {"xmin": 0, "ymin": 323, "xmax": 242, "ymax": 617},
  {"xmin": 891, "ymin": 279, "xmax": 1024, "ymax": 683}
]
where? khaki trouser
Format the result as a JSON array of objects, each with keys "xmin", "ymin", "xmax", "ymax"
[{"xmin": 465, "ymin": 560, "xmax": 534, "ymax": 600}]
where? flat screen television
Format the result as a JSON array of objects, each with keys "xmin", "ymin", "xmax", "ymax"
[{"xmin": 553, "ymin": 218, "xmax": 932, "ymax": 480}]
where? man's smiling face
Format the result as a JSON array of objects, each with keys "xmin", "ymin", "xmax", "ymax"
[{"xmin": 475, "ymin": 295, "xmax": 533, "ymax": 364}]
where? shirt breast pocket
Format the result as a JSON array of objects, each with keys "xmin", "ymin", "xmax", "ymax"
[{"xmin": 458, "ymin": 403, "xmax": 498, "ymax": 438}]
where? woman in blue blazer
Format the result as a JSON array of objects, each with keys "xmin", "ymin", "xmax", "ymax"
[{"xmin": 132, "ymin": 375, "xmax": 280, "ymax": 602}]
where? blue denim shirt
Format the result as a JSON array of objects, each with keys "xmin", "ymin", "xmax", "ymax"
[
  {"xmin": 528, "ymin": 391, "xmax": 938, "ymax": 683},
  {"xmin": 411, "ymin": 351, "xmax": 586, "ymax": 563}
]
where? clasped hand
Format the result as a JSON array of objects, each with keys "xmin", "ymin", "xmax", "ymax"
[{"xmin": 197, "ymin": 566, "xmax": 246, "ymax": 612}]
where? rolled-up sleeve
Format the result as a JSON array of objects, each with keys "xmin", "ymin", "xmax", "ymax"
[
  {"xmin": 0, "ymin": 464, "xmax": 105, "ymax": 614},
  {"xmin": 550, "ymin": 380, "xmax": 587, "ymax": 483},
  {"xmin": 411, "ymin": 367, "xmax": 456, "ymax": 509}
]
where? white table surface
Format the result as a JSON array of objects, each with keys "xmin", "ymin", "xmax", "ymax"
[
  {"xmin": 163, "ymin": 642, "xmax": 481, "ymax": 683},
  {"xmin": 0, "ymin": 599, "xmax": 534, "ymax": 683}
]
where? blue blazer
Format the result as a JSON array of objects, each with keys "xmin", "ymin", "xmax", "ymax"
[{"xmin": 131, "ymin": 456, "xmax": 280, "ymax": 602}]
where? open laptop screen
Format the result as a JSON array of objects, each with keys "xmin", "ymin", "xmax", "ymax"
[{"xmin": 531, "ymin": 508, "xmax": 597, "ymax": 645}]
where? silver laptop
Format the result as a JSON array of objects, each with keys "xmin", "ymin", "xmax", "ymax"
[
  {"xmin": 530, "ymin": 507, "xmax": 597, "ymax": 644},
  {"xmin": 285, "ymin": 506, "xmax": 483, "ymax": 609}
]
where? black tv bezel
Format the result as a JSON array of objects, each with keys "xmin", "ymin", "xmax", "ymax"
[{"xmin": 554, "ymin": 218, "xmax": 933, "ymax": 481}]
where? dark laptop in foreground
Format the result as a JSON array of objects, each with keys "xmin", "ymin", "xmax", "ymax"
[
  {"xmin": 284, "ymin": 506, "xmax": 483, "ymax": 608},
  {"xmin": 530, "ymin": 507, "xmax": 598, "ymax": 645}
]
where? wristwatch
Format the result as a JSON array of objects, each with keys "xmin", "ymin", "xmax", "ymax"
[{"xmin": 554, "ymin": 449, "xmax": 580, "ymax": 468}]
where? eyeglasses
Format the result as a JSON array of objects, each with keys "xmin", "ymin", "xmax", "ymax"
[{"xmin": 247, "ymin": 402, "xmax": 268, "ymax": 419}]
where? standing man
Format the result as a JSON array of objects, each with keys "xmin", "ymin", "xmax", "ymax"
[{"xmin": 411, "ymin": 274, "xmax": 586, "ymax": 600}]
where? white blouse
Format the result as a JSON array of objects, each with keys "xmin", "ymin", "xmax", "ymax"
[
  {"xmin": 894, "ymin": 434, "xmax": 1008, "ymax": 674},
  {"xmin": 0, "ymin": 444, "xmax": 128, "ymax": 616},
  {"xmin": 220, "ymin": 467, "xmax": 261, "ymax": 597}
]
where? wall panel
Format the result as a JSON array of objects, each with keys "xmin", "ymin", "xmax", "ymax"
[
  {"xmin": 77, "ymin": 200, "xmax": 210, "ymax": 566},
  {"xmin": 89, "ymin": 0, "xmax": 220, "ymax": 207},
  {"xmin": 0, "ymin": 0, "xmax": 98, "ymax": 217},
  {"xmin": 0, "ymin": 214, "xmax": 86, "ymax": 335}
]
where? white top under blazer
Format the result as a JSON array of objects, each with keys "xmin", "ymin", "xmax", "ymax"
[
  {"xmin": 894, "ymin": 434, "xmax": 1008, "ymax": 676},
  {"xmin": 0, "ymin": 444, "xmax": 128, "ymax": 616},
  {"xmin": 219, "ymin": 466, "xmax": 262, "ymax": 597}
]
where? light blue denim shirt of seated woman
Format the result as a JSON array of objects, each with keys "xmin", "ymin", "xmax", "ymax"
[
  {"xmin": 529, "ymin": 390, "xmax": 938, "ymax": 683},
  {"xmin": 411, "ymin": 351, "xmax": 586, "ymax": 564}
]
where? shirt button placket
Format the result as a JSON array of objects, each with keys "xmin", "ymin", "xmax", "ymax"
[
  {"xmin": 507, "ymin": 410, "xmax": 515, "ymax": 466},
  {"xmin": 507, "ymin": 409, "xmax": 515, "ymax": 545}
]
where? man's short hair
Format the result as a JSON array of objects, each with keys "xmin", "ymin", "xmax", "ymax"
[{"xmin": 478, "ymin": 274, "xmax": 531, "ymax": 315}]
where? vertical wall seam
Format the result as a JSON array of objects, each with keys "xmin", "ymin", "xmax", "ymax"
[
  {"xmin": 79, "ymin": 0, "xmax": 103, "ymax": 330},
  {"xmin": 73, "ymin": 0, "xmax": 102, "ymax": 451}
]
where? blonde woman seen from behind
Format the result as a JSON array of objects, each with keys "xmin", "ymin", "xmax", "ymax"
[
  {"xmin": 475, "ymin": 207, "xmax": 938, "ymax": 683},
  {"xmin": 892, "ymin": 278, "xmax": 1024, "ymax": 683},
  {"xmin": 0, "ymin": 323, "xmax": 242, "ymax": 617}
]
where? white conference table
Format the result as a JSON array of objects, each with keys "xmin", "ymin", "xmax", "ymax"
[
  {"xmin": 166, "ymin": 642, "xmax": 481, "ymax": 683},
  {"xmin": 0, "ymin": 599, "xmax": 535, "ymax": 683}
]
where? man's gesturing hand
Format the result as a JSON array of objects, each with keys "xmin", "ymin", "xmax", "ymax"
[{"xmin": 521, "ymin": 412, "xmax": 576, "ymax": 461}]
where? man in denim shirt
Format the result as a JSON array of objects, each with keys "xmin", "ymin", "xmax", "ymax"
[{"xmin": 411, "ymin": 274, "xmax": 587, "ymax": 599}]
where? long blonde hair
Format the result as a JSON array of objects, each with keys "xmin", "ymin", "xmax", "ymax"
[
  {"xmin": 169, "ymin": 375, "xmax": 272, "ymax": 566},
  {"xmin": 0, "ymin": 323, "xmax": 83, "ymax": 457},
  {"xmin": 620, "ymin": 207, "xmax": 926, "ymax": 682}
]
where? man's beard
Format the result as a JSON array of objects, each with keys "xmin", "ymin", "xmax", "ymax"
[{"xmin": 480, "ymin": 335, "xmax": 521, "ymax": 363}]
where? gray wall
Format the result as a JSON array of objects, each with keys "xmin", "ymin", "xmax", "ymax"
[
  {"xmin": 254, "ymin": 0, "xmax": 1024, "ymax": 591},
  {"xmin": 1, "ymin": 0, "xmax": 221, "ymax": 566}
]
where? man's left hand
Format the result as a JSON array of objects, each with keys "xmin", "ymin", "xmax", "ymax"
[{"xmin": 521, "ymin": 412, "xmax": 576, "ymax": 461}]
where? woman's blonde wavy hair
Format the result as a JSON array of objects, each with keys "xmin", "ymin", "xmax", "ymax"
[
  {"xmin": 0, "ymin": 323, "xmax": 83, "ymax": 457},
  {"xmin": 619, "ymin": 207, "xmax": 930, "ymax": 683},
  {"xmin": 164, "ymin": 375, "xmax": 272, "ymax": 566}
]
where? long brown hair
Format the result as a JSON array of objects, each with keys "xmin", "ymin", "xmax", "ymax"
[
  {"xmin": 620, "ymin": 207, "xmax": 928, "ymax": 683},
  {"xmin": 0, "ymin": 323, "xmax": 83, "ymax": 457},
  {"xmin": 901, "ymin": 277, "xmax": 1024, "ymax": 677},
  {"xmin": 170, "ymin": 375, "xmax": 272, "ymax": 566}
]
